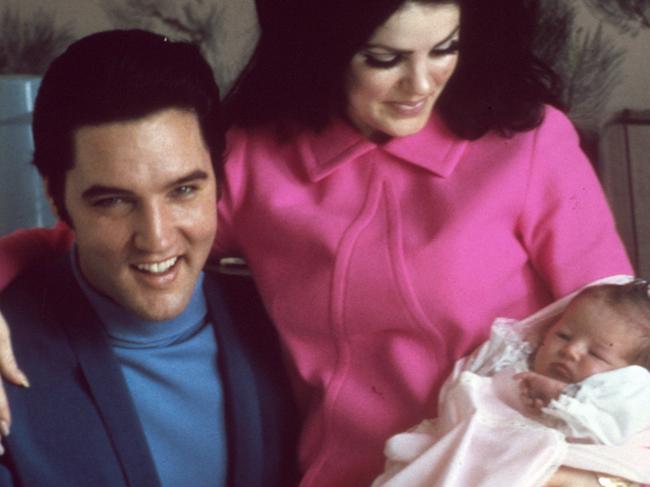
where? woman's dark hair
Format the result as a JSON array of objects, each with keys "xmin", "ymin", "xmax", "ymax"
[
  {"xmin": 32, "ymin": 29, "xmax": 224, "ymax": 223},
  {"xmin": 224, "ymin": 0, "xmax": 560, "ymax": 140}
]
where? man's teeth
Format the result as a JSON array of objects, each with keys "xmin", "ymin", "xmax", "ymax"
[{"xmin": 136, "ymin": 257, "xmax": 178, "ymax": 274}]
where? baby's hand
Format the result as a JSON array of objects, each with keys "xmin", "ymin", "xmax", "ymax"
[{"xmin": 515, "ymin": 371, "xmax": 568, "ymax": 414}]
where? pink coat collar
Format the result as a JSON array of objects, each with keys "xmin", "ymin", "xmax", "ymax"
[{"xmin": 303, "ymin": 112, "xmax": 468, "ymax": 181}]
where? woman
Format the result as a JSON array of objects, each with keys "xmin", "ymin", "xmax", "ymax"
[{"xmin": 0, "ymin": 0, "xmax": 637, "ymax": 485}]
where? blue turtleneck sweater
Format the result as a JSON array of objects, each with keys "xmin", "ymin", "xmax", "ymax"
[{"xmin": 71, "ymin": 254, "xmax": 228, "ymax": 486}]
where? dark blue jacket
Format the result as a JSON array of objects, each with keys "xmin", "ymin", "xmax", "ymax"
[{"xmin": 0, "ymin": 257, "xmax": 298, "ymax": 487}]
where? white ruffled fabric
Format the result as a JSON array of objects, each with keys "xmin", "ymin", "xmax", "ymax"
[{"xmin": 372, "ymin": 275, "xmax": 650, "ymax": 487}]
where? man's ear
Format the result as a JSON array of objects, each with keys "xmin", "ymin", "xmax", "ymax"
[{"xmin": 42, "ymin": 178, "xmax": 60, "ymax": 221}]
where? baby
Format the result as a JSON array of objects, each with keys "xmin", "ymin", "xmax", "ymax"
[
  {"xmin": 373, "ymin": 278, "xmax": 650, "ymax": 487},
  {"xmin": 517, "ymin": 280, "xmax": 650, "ymax": 421}
]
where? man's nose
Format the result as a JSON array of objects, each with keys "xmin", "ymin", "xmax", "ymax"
[{"xmin": 132, "ymin": 202, "xmax": 174, "ymax": 252}]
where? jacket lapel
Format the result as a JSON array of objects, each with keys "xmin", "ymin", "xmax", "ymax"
[
  {"xmin": 204, "ymin": 276, "xmax": 265, "ymax": 487},
  {"xmin": 53, "ymin": 259, "xmax": 161, "ymax": 487}
]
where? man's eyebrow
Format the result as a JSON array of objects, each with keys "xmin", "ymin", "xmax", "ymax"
[
  {"xmin": 364, "ymin": 25, "xmax": 460, "ymax": 54},
  {"xmin": 81, "ymin": 185, "xmax": 133, "ymax": 201},
  {"xmin": 168, "ymin": 170, "xmax": 210, "ymax": 189},
  {"xmin": 81, "ymin": 170, "xmax": 211, "ymax": 200}
]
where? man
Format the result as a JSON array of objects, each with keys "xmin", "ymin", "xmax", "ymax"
[{"xmin": 0, "ymin": 30, "xmax": 296, "ymax": 486}]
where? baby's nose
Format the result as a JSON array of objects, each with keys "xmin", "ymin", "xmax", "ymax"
[{"xmin": 561, "ymin": 341, "xmax": 587, "ymax": 361}]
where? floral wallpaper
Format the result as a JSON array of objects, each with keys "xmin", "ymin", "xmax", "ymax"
[
  {"xmin": 2, "ymin": 0, "xmax": 649, "ymax": 123},
  {"xmin": 535, "ymin": 0, "xmax": 650, "ymax": 128}
]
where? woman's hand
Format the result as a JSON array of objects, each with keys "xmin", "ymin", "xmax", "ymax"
[
  {"xmin": 544, "ymin": 467, "xmax": 600, "ymax": 486},
  {"xmin": 0, "ymin": 309, "xmax": 29, "ymax": 436},
  {"xmin": 545, "ymin": 467, "xmax": 641, "ymax": 487}
]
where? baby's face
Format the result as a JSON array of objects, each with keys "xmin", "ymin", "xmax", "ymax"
[{"xmin": 532, "ymin": 295, "xmax": 641, "ymax": 383}]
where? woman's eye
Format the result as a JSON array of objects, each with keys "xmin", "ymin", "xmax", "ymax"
[
  {"xmin": 363, "ymin": 53, "xmax": 401, "ymax": 69},
  {"xmin": 430, "ymin": 39, "xmax": 460, "ymax": 57},
  {"xmin": 556, "ymin": 332, "xmax": 570, "ymax": 341}
]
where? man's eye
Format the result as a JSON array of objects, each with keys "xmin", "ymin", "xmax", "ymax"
[
  {"xmin": 93, "ymin": 196, "xmax": 126, "ymax": 208},
  {"xmin": 556, "ymin": 332, "xmax": 570, "ymax": 341},
  {"xmin": 172, "ymin": 185, "xmax": 197, "ymax": 197},
  {"xmin": 363, "ymin": 53, "xmax": 401, "ymax": 69}
]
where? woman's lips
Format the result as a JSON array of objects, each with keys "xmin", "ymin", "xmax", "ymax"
[{"xmin": 386, "ymin": 98, "xmax": 427, "ymax": 117}]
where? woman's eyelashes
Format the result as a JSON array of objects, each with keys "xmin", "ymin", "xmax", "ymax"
[
  {"xmin": 433, "ymin": 39, "xmax": 460, "ymax": 56},
  {"xmin": 363, "ymin": 53, "xmax": 401, "ymax": 69},
  {"xmin": 362, "ymin": 40, "xmax": 460, "ymax": 69}
]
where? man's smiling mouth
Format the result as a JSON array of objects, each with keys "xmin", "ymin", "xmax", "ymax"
[{"xmin": 134, "ymin": 256, "xmax": 179, "ymax": 274}]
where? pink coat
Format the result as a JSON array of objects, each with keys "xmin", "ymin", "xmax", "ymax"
[
  {"xmin": 216, "ymin": 106, "xmax": 633, "ymax": 486},
  {"xmin": 0, "ymin": 106, "xmax": 633, "ymax": 486}
]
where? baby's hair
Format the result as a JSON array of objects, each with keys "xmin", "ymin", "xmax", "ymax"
[{"xmin": 575, "ymin": 279, "xmax": 650, "ymax": 370}]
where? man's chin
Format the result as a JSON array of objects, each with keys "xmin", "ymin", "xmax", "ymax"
[{"xmin": 123, "ymin": 294, "xmax": 192, "ymax": 322}]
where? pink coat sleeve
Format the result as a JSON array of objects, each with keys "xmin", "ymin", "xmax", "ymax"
[
  {"xmin": 0, "ymin": 221, "xmax": 74, "ymax": 289},
  {"xmin": 214, "ymin": 127, "xmax": 249, "ymax": 256},
  {"xmin": 517, "ymin": 107, "xmax": 633, "ymax": 297}
]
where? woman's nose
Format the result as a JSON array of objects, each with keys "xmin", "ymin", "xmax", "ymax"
[{"xmin": 403, "ymin": 61, "xmax": 433, "ymax": 95}]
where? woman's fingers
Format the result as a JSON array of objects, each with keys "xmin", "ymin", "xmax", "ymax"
[
  {"xmin": 0, "ymin": 311, "xmax": 30, "ymax": 438},
  {"xmin": 0, "ymin": 314, "xmax": 28, "ymax": 388},
  {"xmin": 0, "ymin": 311, "xmax": 29, "ymax": 434},
  {"xmin": 0, "ymin": 384, "xmax": 10, "ymax": 443}
]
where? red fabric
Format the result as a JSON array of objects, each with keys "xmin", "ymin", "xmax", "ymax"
[{"xmin": 0, "ymin": 221, "xmax": 73, "ymax": 290}]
